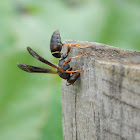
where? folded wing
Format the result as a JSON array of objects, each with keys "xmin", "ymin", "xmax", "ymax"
[{"xmin": 17, "ymin": 63, "xmax": 57, "ymax": 74}]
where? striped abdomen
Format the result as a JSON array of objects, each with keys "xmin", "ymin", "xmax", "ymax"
[{"xmin": 50, "ymin": 30, "xmax": 62, "ymax": 58}]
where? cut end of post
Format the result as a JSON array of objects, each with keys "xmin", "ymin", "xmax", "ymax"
[{"xmin": 62, "ymin": 40, "xmax": 140, "ymax": 140}]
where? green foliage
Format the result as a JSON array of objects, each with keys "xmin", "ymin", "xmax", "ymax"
[
  {"xmin": 0, "ymin": 0, "xmax": 140, "ymax": 140},
  {"xmin": 0, "ymin": 50, "xmax": 62, "ymax": 140}
]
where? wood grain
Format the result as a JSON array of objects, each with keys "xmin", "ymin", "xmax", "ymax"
[{"xmin": 62, "ymin": 41, "xmax": 140, "ymax": 140}]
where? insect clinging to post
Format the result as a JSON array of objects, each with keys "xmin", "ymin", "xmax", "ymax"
[{"xmin": 17, "ymin": 30, "xmax": 91, "ymax": 85}]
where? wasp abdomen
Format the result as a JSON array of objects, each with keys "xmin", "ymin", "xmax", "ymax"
[{"xmin": 50, "ymin": 30, "xmax": 62, "ymax": 58}]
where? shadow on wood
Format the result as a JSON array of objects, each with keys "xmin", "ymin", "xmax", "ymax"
[{"xmin": 62, "ymin": 41, "xmax": 140, "ymax": 140}]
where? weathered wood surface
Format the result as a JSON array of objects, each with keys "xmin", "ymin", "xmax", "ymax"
[{"xmin": 62, "ymin": 41, "xmax": 140, "ymax": 140}]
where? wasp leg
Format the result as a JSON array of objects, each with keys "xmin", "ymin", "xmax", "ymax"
[
  {"xmin": 66, "ymin": 67, "xmax": 83, "ymax": 73},
  {"xmin": 66, "ymin": 45, "xmax": 71, "ymax": 55},
  {"xmin": 62, "ymin": 43, "xmax": 91, "ymax": 49},
  {"xmin": 63, "ymin": 52, "xmax": 87, "ymax": 66},
  {"xmin": 65, "ymin": 66, "xmax": 83, "ymax": 74},
  {"xmin": 62, "ymin": 43, "xmax": 84, "ymax": 46},
  {"xmin": 75, "ymin": 45, "xmax": 91, "ymax": 48},
  {"xmin": 66, "ymin": 69, "xmax": 83, "ymax": 73}
]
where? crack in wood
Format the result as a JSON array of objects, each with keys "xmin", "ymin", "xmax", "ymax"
[
  {"xmin": 75, "ymin": 88, "xmax": 77, "ymax": 140},
  {"xmin": 103, "ymin": 92, "xmax": 140, "ymax": 111},
  {"xmin": 104, "ymin": 129, "xmax": 127, "ymax": 140},
  {"xmin": 102, "ymin": 78, "xmax": 140, "ymax": 96}
]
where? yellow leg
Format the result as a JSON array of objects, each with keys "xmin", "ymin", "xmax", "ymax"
[
  {"xmin": 63, "ymin": 52, "xmax": 87, "ymax": 65},
  {"xmin": 75, "ymin": 45, "xmax": 92, "ymax": 48},
  {"xmin": 66, "ymin": 69, "xmax": 83, "ymax": 73},
  {"xmin": 62, "ymin": 43, "xmax": 91, "ymax": 49},
  {"xmin": 66, "ymin": 45, "xmax": 71, "ymax": 55}
]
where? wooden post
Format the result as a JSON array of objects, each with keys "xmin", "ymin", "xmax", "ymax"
[{"xmin": 62, "ymin": 41, "xmax": 140, "ymax": 140}]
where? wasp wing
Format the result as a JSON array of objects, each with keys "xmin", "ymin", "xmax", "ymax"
[
  {"xmin": 27, "ymin": 47, "xmax": 63, "ymax": 73},
  {"xmin": 17, "ymin": 63, "xmax": 57, "ymax": 74}
]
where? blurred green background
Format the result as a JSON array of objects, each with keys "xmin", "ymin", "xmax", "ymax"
[{"xmin": 0, "ymin": 0, "xmax": 140, "ymax": 140}]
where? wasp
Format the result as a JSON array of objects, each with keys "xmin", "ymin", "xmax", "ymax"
[{"xmin": 17, "ymin": 30, "xmax": 91, "ymax": 85}]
